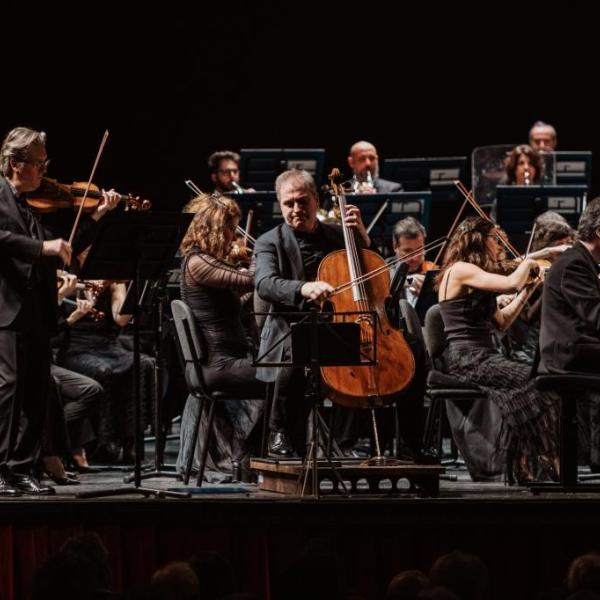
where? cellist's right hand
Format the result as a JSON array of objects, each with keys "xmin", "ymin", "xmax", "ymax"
[
  {"xmin": 42, "ymin": 238, "xmax": 72, "ymax": 265},
  {"xmin": 301, "ymin": 281, "xmax": 334, "ymax": 302}
]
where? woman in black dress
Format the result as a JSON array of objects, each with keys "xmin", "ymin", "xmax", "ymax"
[
  {"xmin": 177, "ymin": 193, "xmax": 263, "ymax": 482},
  {"xmin": 436, "ymin": 216, "xmax": 559, "ymax": 484}
]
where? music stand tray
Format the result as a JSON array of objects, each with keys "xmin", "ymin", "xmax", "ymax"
[{"xmin": 78, "ymin": 211, "xmax": 193, "ymax": 499}]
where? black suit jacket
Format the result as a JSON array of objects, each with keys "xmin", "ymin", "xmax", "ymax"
[
  {"xmin": 374, "ymin": 177, "xmax": 403, "ymax": 194},
  {"xmin": 0, "ymin": 176, "xmax": 99, "ymax": 332},
  {"xmin": 254, "ymin": 221, "xmax": 350, "ymax": 381},
  {"xmin": 539, "ymin": 242, "xmax": 600, "ymax": 373}
]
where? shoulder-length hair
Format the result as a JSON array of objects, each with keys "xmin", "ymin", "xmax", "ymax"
[
  {"xmin": 180, "ymin": 193, "xmax": 241, "ymax": 259},
  {"xmin": 505, "ymin": 144, "xmax": 543, "ymax": 184},
  {"xmin": 436, "ymin": 217, "xmax": 499, "ymax": 288}
]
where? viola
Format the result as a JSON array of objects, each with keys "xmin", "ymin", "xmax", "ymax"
[
  {"xmin": 317, "ymin": 169, "xmax": 415, "ymax": 410},
  {"xmin": 27, "ymin": 178, "xmax": 151, "ymax": 214}
]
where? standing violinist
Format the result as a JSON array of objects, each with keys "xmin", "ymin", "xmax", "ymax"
[
  {"xmin": 0, "ymin": 126, "xmax": 119, "ymax": 496},
  {"xmin": 254, "ymin": 169, "xmax": 371, "ymax": 457},
  {"xmin": 540, "ymin": 197, "xmax": 600, "ymax": 471}
]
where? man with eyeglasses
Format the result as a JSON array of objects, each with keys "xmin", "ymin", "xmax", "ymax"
[
  {"xmin": 208, "ymin": 150, "xmax": 254, "ymax": 194},
  {"xmin": 0, "ymin": 126, "xmax": 119, "ymax": 496}
]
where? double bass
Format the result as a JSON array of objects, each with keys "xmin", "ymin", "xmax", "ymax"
[{"xmin": 317, "ymin": 169, "xmax": 415, "ymax": 409}]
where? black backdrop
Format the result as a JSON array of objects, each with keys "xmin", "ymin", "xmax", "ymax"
[{"xmin": 4, "ymin": 1, "xmax": 599, "ymax": 212}]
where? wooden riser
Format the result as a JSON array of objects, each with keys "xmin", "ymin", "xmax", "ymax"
[{"xmin": 250, "ymin": 459, "xmax": 445, "ymax": 497}]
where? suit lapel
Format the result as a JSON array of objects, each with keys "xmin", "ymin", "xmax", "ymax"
[{"xmin": 280, "ymin": 223, "xmax": 305, "ymax": 280}]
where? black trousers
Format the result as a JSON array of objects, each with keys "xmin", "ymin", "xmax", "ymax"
[
  {"xmin": 0, "ymin": 304, "xmax": 51, "ymax": 472},
  {"xmin": 42, "ymin": 365, "xmax": 103, "ymax": 457}
]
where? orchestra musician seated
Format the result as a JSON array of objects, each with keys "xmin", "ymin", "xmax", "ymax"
[
  {"xmin": 503, "ymin": 144, "xmax": 543, "ymax": 186},
  {"xmin": 386, "ymin": 217, "xmax": 437, "ymax": 307},
  {"xmin": 207, "ymin": 150, "xmax": 255, "ymax": 195},
  {"xmin": 528, "ymin": 120, "xmax": 558, "ymax": 153},
  {"xmin": 56, "ymin": 252, "xmax": 155, "ymax": 465},
  {"xmin": 436, "ymin": 217, "xmax": 560, "ymax": 484},
  {"xmin": 178, "ymin": 193, "xmax": 263, "ymax": 483},
  {"xmin": 347, "ymin": 140, "xmax": 402, "ymax": 194}
]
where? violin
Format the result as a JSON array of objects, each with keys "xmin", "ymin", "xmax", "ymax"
[
  {"xmin": 62, "ymin": 297, "xmax": 105, "ymax": 322},
  {"xmin": 27, "ymin": 178, "xmax": 151, "ymax": 214},
  {"xmin": 413, "ymin": 260, "xmax": 439, "ymax": 275}
]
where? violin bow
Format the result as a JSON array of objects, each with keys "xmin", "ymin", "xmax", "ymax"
[
  {"xmin": 68, "ymin": 129, "xmax": 110, "ymax": 249},
  {"xmin": 453, "ymin": 180, "xmax": 521, "ymax": 259},
  {"xmin": 184, "ymin": 179, "xmax": 256, "ymax": 246},
  {"xmin": 433, "ymin": 196, "xmax": 469, "ymax": 265}
]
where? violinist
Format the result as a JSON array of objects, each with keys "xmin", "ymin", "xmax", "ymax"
[
  {"xmin": 540, "ymin": 198, "xmax": 600, "ymax": 471},
  {"xmin": 387, "ymin": 217, "xmax": 437, "ymax": 307},
  {"xmin": 208, "ymin": 150, "xmax": 255, "ymax": 195},
  {"xmin": 179, "ymin": 193, "xmax": 263, "ymax": 482},
  {"xmin": 497, "ymin": 212, "xmax": 574, "ymax": 363},
  {"xmin": 254, "ymin": 169, "xmax": 371, "ymax": 457},
  {"xmin": 436, "ymin": 216, "xmax": 559, "ymax": 484},
  {"xmin": 0, "ymin": 127, "xmax": 118, "ymax": 496}
]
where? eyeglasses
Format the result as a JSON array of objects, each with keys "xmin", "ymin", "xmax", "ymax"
[
  {"xmin": 217, "ymin": 168, "xmax": 239, "ymax": 175},
  {"xmin": 20, "ymin": 158, "xmax": 50, "ymax": 170}
]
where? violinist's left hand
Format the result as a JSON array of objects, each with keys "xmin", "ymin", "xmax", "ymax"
[
  {"xmin": 91, "ymin": 189, "xmax": 121, "ymax": 220},
  {"xmin": 344, "ymin": 204, "xmax": 371, "ymax": 247}
]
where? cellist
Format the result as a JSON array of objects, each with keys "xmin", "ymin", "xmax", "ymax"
[{"xmin": 254, "ymin": 169, "xmax": 371, "ymax": 458}]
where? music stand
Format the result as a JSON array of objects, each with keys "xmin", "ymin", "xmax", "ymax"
[
  {"xmin": 255, "ymin": 310, "xmax": 374, "ymax": 499},
  {"xmin": 77, "ymin": 211, "xmax": 193, "ymax": 499}
]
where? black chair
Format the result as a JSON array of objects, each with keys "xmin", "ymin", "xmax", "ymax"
[
  {"xmin": 170, "ymin": 299, "xmax": 263, "ymax": 487},
  {"xmin": 421, "ymin": 304, "xmax": 487, "ymax": 462},
  {"xmin": 530, "ymin": 372, "xmax": 600, "ymax": 494}
]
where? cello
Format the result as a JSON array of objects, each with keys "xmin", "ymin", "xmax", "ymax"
[{"xmin": 318, "ymin": 169, "xmax": 415, "ymax": 409}]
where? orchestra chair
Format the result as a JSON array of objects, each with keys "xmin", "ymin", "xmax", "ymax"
[
  {"xmin": 530, "ymin": 371, "xmax": 600, "ymax": 494},
  {"xmin": 422, "ymin": 304, "xmax": 487, "ymax": 462},
  {"xmin": 171, "ymin": 299, "xmax": 264, "ymax": 487}
]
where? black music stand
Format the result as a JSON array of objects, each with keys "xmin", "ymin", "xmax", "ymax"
[
  {"xmin": 77, "ymin": 211, "xmax": 193, "ymax": 499},
  {"xmin": 255, "ymin": 310, "xmax": 374, "ymax": 499}
]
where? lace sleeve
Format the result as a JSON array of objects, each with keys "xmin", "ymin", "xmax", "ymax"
[{"xmin": 185, "ymin": 253, "xmax": 254, "ymax": 293}]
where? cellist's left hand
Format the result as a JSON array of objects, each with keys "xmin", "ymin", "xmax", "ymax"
[
  {"xmin": 344, "ymin": 204, "xmax": 371, "ymax": 247},
  {"xmin": 91, "ymin": 189, "xmax": 121, "ymax": 220}
]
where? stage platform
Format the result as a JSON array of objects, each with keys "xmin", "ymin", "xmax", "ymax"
[{"xmin": 3, "ymin": 456, "xmax": 600, "ymax": 600}]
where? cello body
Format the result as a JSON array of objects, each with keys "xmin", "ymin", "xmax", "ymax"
[{"xmin": 318, "ymin": 247, "xmax": 415, "ymax": 408}]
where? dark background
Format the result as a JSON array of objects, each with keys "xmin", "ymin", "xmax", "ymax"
[{"xmin": 4, "ymin": 2, "xmax": 598, "ymax": 211}]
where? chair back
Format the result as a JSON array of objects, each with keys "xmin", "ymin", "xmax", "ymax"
[
  {"xmin": 423, "ymin": 304, "xmax": 448, "ymax": 364},
  {"xmin": 171, "ymin": 299, "xmax": 209, "ymax": 397}
]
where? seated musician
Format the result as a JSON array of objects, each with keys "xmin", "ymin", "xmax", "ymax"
[
  {"xmin": 178, "ymin": 193, "xmax": 263, "ymax": 482},
  {"xmin": 504, "ymin": 144, "xmax": 543, "ymax": 185},
  {"xmin": 437, "ymin": 216, "xmax": 559, "ymax": 484},
  {"xmin": 41, "ymin": 273, "xmax": 104, "ymax": 484},
  {"xmin": 56, "ymin": 254, "xmax": 154, "ymax": 465},
  {"xmin": 254, "ymin": 169, "xmax": 379, "ymax": 458},
  {"xmin": 540, "ymin": 197, "xmax": 600, "ymax": 471},
  {"xmin": 347, "ymin": 140, "xmax": 402, "ymax": 194},
  {"xmin": 497, "ymin": 211, "xmax": 574, "ymax": 363},
  {"xmin": 207, "ymin": 150, "xmax": 255, "ymax": 195},
  {"xmin": 387, "ymin": 217, "xmax": 437, "ymax": 307}
]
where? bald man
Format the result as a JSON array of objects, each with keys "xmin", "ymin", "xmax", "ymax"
[{"xmin": 347, "ymin": 140, "xmax": 403, "ymax": 194}]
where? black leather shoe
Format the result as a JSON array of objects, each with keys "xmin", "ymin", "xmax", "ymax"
[
  {"xmin": 0, "ymin": 472, "xmax": 21, "ymax": 497},
  {"xmin": 268, "ymin": 431, "xmax": 295, "ymax": 457},
  {"xmin": 10, "ymin": 472, "xmax": 55, "ymax": 495}
]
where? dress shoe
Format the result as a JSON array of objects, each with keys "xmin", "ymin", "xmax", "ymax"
[
  {"xmin": 45, "ymin": 472, "xmax": 80, "ymax": 486},
  {"xmin": 10, "ymin": 472, "xmax": 55, "ymax": 495},
  {"xmin": 268, "ymin": 431, "xmax": 295, "ymax": 457},
  {"xmin": 0, "ymin": 472, "xmax": 21, "ymax": 497}
]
